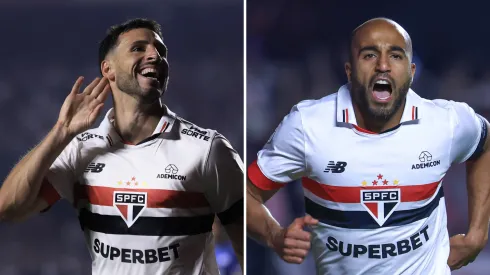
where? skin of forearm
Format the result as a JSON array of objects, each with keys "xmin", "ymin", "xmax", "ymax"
[
  {"xmin": 466, "ymin": 148, "xmax": 490, "ymax": 243},
  {"xmin": 0, "ymin": 122, "xmax": 72, "ymax": 220},
  {"xmin": 246, "ymin": 189, "xmax": 283, "ymax": 248}
]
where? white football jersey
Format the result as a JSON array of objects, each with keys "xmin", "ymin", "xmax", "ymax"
[
  {"xmin": 40, "ymin": 107, "xmax": 243, "ymax": 275},
  {"xmin": 248, "ymin": 85, "xmax": 487, "ymax": 275}
]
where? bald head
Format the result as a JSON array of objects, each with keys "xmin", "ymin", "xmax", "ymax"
[
  {"xmin": 344, "ymin": 17, "xmax": 416, "ymax": 126},
  {"xmin": 350, "ymin": 18, "xmax": 413, "ymax": 62}
]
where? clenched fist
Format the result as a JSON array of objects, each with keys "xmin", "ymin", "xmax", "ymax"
[
  {"xmin": 448, "ymin": 233, "xmax": 486, "ymax": 270},
  {"xmin": 57, "ymin": 77, "xmax": 110, "ymax": 138},
  {"xmin": 271, "ymin": 214, "xmax": 319, "ymax": 264}
]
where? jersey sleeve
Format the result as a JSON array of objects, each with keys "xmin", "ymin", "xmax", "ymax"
[
  {"xmin": 448, "ymin": 101, "xmax": 488, "ymax": 164},
  {"xmin": 203, "ymin": 134, "xmax": 243, "ymax": 225},
  {"xmin": 248, "ymin": 105, "xmax": 306, "ymax": 190},
  {"xmin": 39, "ymin": 138, "xmax": 79, "ymax": 207}
]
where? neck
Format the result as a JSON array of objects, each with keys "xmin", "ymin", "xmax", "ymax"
[
  {"xmin": 353, "ymin": 99, "xmax": 406, "ymax": 133},
  {"xmin": 112, "ymin": 91, "xmax": 164, "ymax": 144}
]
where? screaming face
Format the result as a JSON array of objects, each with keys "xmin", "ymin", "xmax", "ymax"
[{"xmin": 346, "ymin": 19, "xmax": 416, "ymax": 121}]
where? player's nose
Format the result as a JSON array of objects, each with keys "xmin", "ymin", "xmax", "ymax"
[
  {"xmin": 145, "ymin": 45, "xmax": 162, "ymax": 63},
  {"xmin": 375, "ymin": 54, "xmax": 391, "ymax": 73}
]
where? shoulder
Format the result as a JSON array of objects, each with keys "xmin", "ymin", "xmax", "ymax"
[
  {"xmin": 428, "ymin": 98, "xmax": 465, "ymax": 111},
  {"xmin": 172, "ymin": 115, "xmax": 237, "ymax": 158},
  {"xmin": 287, "ymin": 93, "xmax": 338, "ymax": 130},
  {"xmin": 295, "ymin": 93, "xmax": 337, "ymax": 114},
  {"xmin": 174, "ymin": 116, "xmax": 239, "ymax": 170},
  {"xmin": 423, "ymin": 98, "xmax": 476, "ymax": 124},
  {"xmin": 74, "ymin": 128, "xmax": 107, "ymax": 145},
  {"xmin": 58, "ymin": 127, "xmax": 108, "ymax": 154},
  {"xmin": 175, "ymin": 116, "xmax": 218, "ymax": 144},
  {"xmin": 73, "ymin": 125, "xmax": 110, "ymax": 150}
]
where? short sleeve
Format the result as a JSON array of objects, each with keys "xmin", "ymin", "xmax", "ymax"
[
  {"xmin": 248, "ymin": 105, "xmax": 306, "ymax": 190},
  {"xmin": 448, "ymin": 101, "xmax": 487, "ymax": 164},
  {"xmin": 204, "ymin": 134, "xmax": 243, "ymax": 225},
  {"xmin": 39, "ymin": 138, "xmax": 79, "ymax": 206}
]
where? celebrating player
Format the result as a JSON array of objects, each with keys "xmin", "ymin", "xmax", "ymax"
[
  {"xmin": 0, "ymin": 18, "xmax": 243, "ymax": 275},
  {"xmin": 247, "ymin": 17, "xmax": 490, "ymax": 274}
]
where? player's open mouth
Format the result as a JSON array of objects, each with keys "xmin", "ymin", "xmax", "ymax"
[
  {"xmin": 371, "ymin": 79, "xmax": 392, "ymax": 102},
  {"xmin": 138, "ymin": 68, "xmax": 160, "ymax": 81}
]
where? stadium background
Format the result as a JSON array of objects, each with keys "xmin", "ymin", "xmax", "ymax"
[
  {"xmin": 0, "ymin": 1, "xmax": 243, "ymax": 274},
  {"xmin": 247, "ymin": 0, "xmax": 490, "ymax": 274}
]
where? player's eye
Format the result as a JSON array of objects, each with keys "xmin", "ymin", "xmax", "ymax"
[
  {"xmin": 391, "ymin": 54, "xmax": 403, "ymax": 60},
  {"xmin": 131, "ymin": 46, "xmax": 144, "ymax": 52},
  {"xmin": 363, "ymin": 53, "xmax": 376, "ymax": 59}
]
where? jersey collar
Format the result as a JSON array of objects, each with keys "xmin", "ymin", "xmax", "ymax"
[
  {"xmin": 336, "ymin": 84, "xmax": 422, "ymax": 127},
  {"xmin": 100, "ymin": 105, "xmax": 176, "ymax": 146}
]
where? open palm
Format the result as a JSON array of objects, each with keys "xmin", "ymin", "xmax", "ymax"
[{"xmin": 57, "ymin": 77, "xmax": 110, "ymax": 137}]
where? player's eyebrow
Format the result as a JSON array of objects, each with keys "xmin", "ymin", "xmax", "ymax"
[
  {"xmin": 358, "ymin": 45, "xmax": 407, "ymax": 57},
  {"xmin": 129, "ymin": 40, "xmax": 168, "ymax": 56},
  {"xmin": 388, "ymin": 45, "xmax": 407, "ymax": 56},
  {"xmin": 129, "ymin": 40, "xmax": 149, "ymax": 47},
  {"xmin": 358, "ymin": 46, "xmax": 380, "ymax": 56}
]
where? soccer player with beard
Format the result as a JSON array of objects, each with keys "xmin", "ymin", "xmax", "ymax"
[
  {"xmin": 0, "ymin": 18, "xmax": 243, "ymax": 275},
  {"xmin": 247, "ymin": 18, "xmax": 490, "ymax": 274}
]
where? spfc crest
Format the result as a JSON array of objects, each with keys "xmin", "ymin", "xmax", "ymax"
[
  {"xmin": 113, "ymin": 191, "xmax": 147, "ymax": 228},
  {"xmin": 361, "ymin": 189, "xmax": 400, "ymax": 226}
]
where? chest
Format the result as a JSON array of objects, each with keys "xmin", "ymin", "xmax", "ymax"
[
  {"xmin": 76, "ymin": 141, "xmax": 206, "ymax": 193},
  {"xmin": 305, "ymin": 125, "xmax": 452, "ymax": 187}
]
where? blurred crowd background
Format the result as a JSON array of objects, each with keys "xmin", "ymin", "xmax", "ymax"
[
  {"xmin": 247, "ymin": 0, "xmax": 490, "ymax": 274},
  {"xmin": 0, "ymin": 1, "xmax": 242, "ymax": 274}
]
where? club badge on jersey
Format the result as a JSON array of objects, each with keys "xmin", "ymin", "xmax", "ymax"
[
  {"xmin": 114, "ymin": 191, "xmax": 148, "ymax": 227},
  {"xmin": 361, "ymin": 189, "xmax": 401, "ymax": 226}
]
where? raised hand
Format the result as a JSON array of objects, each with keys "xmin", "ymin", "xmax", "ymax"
[{"xmin": 57, "ymin": 77, "xmax": 110, "ymax": 137}]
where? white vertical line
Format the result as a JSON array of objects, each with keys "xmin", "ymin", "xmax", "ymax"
[{"xmin": 243, "ymin": 0, "xmax": 248, "ymax": 273}]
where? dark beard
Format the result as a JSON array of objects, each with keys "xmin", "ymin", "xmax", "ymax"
[
  {"xmin": 116, "ymin": 71, "xmax": 161, "ymax": 104},
  {"xmin": 350, "ymin": 76, "xmax": 411, "ymax": 122}
]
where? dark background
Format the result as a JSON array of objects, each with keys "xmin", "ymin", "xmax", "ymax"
[
  {"xmin": 0, "ymin": 1, "xmax": 243, "ymax": 274},
  {"xmin": 247, "ymin": 0, "xmax": 490, "ymax": 274}
]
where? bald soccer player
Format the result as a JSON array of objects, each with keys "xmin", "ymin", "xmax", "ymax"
[{"xmin": 247, "ymin": 18, "xmax": 490, "ymax": 274}]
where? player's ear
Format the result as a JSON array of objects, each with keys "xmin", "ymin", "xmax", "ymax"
[
  {"xmin": 101, "ymin": 60, "xmax": 115, "ymax": 81},
  {"xmin": 410, "ymin": 62, "xmax": 416, "ymax": 81},
  {"xmin": 345, "ymin": 62, "xmax": 352, "ymax": 82}
]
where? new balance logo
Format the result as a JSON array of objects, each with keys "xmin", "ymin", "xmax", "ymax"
[
  {"xmin": 324, "ymin": 161, "xmax": 347, "ymax": 173},
  {"xmin": 85, "ymin": 163, "xmax": 105, "ymax": 173}
]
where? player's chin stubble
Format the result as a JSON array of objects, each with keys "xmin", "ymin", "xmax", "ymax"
[
  {"xmin": 116, "ymin": 72, "xmax": 161, "ymax": 104},
  {"xmin": 351, "ymin": 76, "xmax": 411, "ymax": 121}
]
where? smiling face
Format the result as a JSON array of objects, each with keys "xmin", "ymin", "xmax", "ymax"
[
  {"xmin": 103, "ymin": 28, "xmax": 169, "ymax": 104},
  {"xmin": 345, "ymin": 19, "xmax": 416, "ymax": 120}
]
